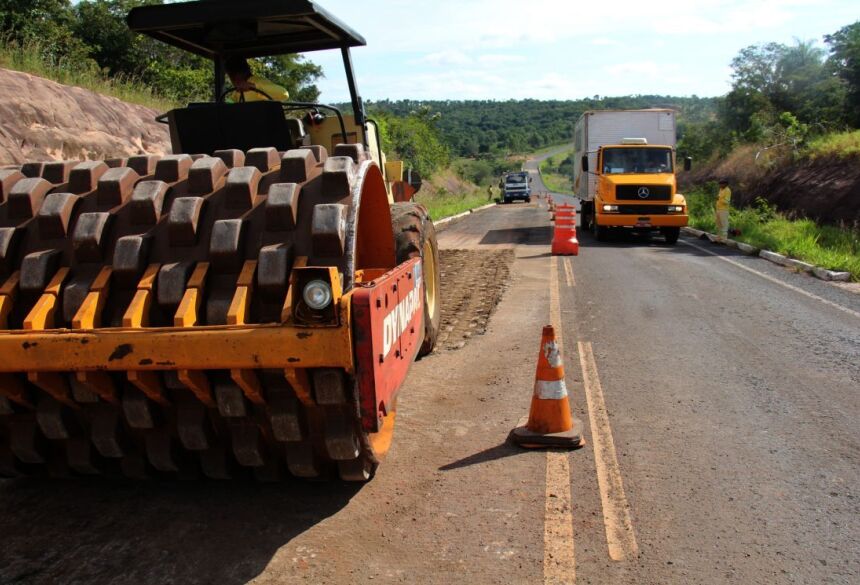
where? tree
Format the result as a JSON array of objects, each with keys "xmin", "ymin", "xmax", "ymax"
[
  {"xmin": 372, "ymin": 109, "xmax": 450, "ymax": 177},
  {"xmin": 825, "ymin": 21, "xmax": 860, "ymax": 126},
  {"xmin": 724, "ymin": 39, "xmax": 847, "ymax": 136},
  {"xmin": 67, "ymin": 0, "xmax": 323, "ymax": 104},
  {"xmin": 0, "ymin": 0, "xmax": 91, "ymax": 64},
  {"xmin": 253, "ymin": 54, "xmax": 323, "ymax": 103}
]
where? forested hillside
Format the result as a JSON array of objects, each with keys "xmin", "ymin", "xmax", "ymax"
[{"xmin": 367, "ymin": 96, "xmax": 719, "ymax": 157}]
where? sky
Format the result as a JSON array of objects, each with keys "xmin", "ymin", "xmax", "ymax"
[{"xmin": 302, "ymin": 0, "xmax": 859, "ymax": 102}]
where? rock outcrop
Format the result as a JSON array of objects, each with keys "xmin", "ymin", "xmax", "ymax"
[{"xmin": 0, "ymin": 68, "xmax": 170, "ymax": 165}]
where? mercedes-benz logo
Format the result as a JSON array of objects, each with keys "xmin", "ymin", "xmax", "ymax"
[{"xmin": 637, "ymin": 187, "xmax": 650, "ymax": 199}]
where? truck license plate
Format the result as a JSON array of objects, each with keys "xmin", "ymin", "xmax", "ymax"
[{"xmin": 635, "ymin": 217, "xmax": 651, "ymax": 228}]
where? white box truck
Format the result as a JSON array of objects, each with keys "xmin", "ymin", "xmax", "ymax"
[
  {"xmin": 500, "ymin": 171, "xmax": 532, "ymax": 203},
  {"xmin": 573, "ymin": 109, "xmax": 690, "ymax": 244}
]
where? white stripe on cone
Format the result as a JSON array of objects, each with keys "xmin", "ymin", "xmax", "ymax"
[
  {"xmin": 534, "ymin": 378, "xmax": 568, "ymax": 400},
  {"xmin": 543, "ymin": 340, "xmax": 563, "ymax": 368}
]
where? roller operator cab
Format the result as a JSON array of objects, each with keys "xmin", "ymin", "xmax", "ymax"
[{"xmin": 573, "ymin": 110, "xmax": 691, "ymax": 244}]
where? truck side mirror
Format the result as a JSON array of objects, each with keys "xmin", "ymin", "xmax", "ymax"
[
  {"xmin": 581, "ymin": 155, "xmax": 589, "ymax": 173},
  {"xmin": 528, "ymin": 176, "xmax": 533, "ymax": 183},
  {"xmin": 684, "ymin": 157, "xmax": 692, "ymax": 172}
]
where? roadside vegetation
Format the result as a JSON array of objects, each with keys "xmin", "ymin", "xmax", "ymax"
[
  {"xmin": 804, "ymin": 129, "xmax": 860, "ymax": 159},
  {"xmin": 686, "ymin": 185, "xmax": 860, "ymax": 279},
  {"xmin": 0, "ymin": 36, "xmax": 175, "ymax": 110},
  {"xmin": 0, "ymin": 0, "xmax": 322, "ymax": 105},
  {"xmin": 417, "ymin": 174, "xmax": 491, "ymax": 221},
  {"xmin": 538, "ymin": 149, "xmax": 575, "ymax": 194},
  {"xmin": 677, "ymin": 22, "xmax": 860, "ymax": 165}
]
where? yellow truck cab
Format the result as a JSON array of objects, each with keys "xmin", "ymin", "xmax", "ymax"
[{"xmin": 574, "ymin": 110, "xmax": 691, "ymax": 244}]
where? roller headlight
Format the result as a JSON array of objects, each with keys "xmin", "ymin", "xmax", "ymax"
[{"xmin": 302, "ymin": 280, "xmax": 333, "ymax": 310}]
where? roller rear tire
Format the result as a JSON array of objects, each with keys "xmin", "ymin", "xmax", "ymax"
[{"xmin": 391, "ymin": 202, "xmax": 441, "ymax": 356}]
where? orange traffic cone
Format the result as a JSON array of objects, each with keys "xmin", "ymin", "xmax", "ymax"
[
  {"xmin": 552, "ymin": 221, "xmax": 579, "ymax": 255},
  {"xmin": 510, "ymin": 326, "xmax": 584, "ymax": 448}
]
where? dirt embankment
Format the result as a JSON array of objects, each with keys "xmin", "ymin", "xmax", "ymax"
[
  {"xmin": 681, "ymin": 149, "xmax": 860, "ymax": 226},
  {"xmin": 752, "ymin": 157, "xmax": 860, "ymax": 226},
  {"xmin": 0, "ymin": 68, "xmax": 170, "ymax": 165}
]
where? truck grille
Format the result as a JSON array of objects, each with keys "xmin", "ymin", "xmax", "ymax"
[
  {"xmin": 617, "ymin": 204, "xmax": 671, "ymax": 215},
  {"xmin": 615, "ymin": 185, "xmax": 671, "ymax": 201}
]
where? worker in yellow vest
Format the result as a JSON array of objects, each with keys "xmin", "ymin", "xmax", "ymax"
[
  {"xmin": 715, "ymin": 178, "xmax": 731, "ymax": 240},
  {"xmin": 225, "ymin": 57, "xmax": 289, "ymax": 103}
]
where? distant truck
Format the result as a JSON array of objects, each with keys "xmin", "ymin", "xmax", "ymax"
[
  {"xmin": 500, "ymin": 171, "xmax": 532, "ymax": 203},
  {"xmin": 573, "ymin": 109, "xmax": 690, "ymax": 244}
]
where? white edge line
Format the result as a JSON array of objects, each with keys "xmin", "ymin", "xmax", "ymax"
[{"xmin": 680, "ymin": 239, "xmax": 860, "ymax": 320}]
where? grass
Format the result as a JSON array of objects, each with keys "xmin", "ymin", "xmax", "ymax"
[
  {"xmin": 538, "ymin": 148, "xmax": 574, "ymax": 194},
  {"xmin": 531, "ymin": 142, "xmax": 575, "ymax": 157},
  {"xmin": 0, "ymin": 38, "xmax": 175, "ymax": 111},
  {"xmin": 804, "ymin": 129, "xmax": 860, "ymax": 160},
  {"xmin": 416, "ymin": 168, "xmax": 494, "ymax": 221},
  {"xmin": 685, "ymin": 186, "xmax": 860, "ymax": 279},
  {"xmin": 419, "ymin": 189, "xmax": 491, "ymax": 221}
]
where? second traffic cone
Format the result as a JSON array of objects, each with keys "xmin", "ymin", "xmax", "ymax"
[{"xmin": 510, "ymin": 326, "xmax": 584, "ymax": 448}]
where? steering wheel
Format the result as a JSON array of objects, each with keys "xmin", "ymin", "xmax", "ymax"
[{"xmin": 218, "ymin": 85, "xmax": 274, "ymax": 103}]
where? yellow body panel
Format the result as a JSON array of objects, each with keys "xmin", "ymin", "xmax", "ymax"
[
  {"xmin": 305, "ymin": 114, "xmax": 404, "ymax": 204},
  {"xmin": 598, "ymin": 214, "xmax": 688, "ymax": 227},
  {"xmin": 593, "ymin": 144, "xmax": 688, "ymax": 229},
  {"xmin": 0, "ymin": 297, "xmax": 354, "ymax": 374}
]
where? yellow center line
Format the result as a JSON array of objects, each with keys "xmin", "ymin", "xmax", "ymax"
[
  {"xmin": 543, "ymin": 256, "xmax": 576, "ymax": 585},
  {"xmin": 563, "ymin": 258, "xmax": 575, "ymax": 287},
  {"xmin": 577, "ymin": 341, "xmax": 639, "ymax": 561},
  {"xmin": 551, "ymin": 257, "xmax": 564, "ymax": 351}
]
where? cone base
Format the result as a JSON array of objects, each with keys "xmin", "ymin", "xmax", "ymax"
[{"xmin": 509, "ymin": 416, "xmax": 585, "ymax": 449}]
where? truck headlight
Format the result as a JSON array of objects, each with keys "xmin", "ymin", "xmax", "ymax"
[
  {"xmin": 303, "ymin": 280, "xmax": 333, "ymax": 310},
  {"xmin": 602, "ymin": 204, "xmax": 618, "ymax": 212},
  {"xmin": 667, "ymin": 205, "xmax": 684, "ymax": 213}
]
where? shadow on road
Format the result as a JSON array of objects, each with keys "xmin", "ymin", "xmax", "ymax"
[
  {"xmin": 518, "ymin": 252, "xmax": 553, "ymax": 259},
  {"xmin": 479, "ymin": 226, "xmax": 553, "ymax": 246},
  {"xmin": 577, "ymin": 228, "xmax": 722, "ymax": 258},
  {"xmin": 438, "ymin": 442, "xmax": 526, "ymax": 471},
  {"xmin": 0, "ymin": 475, "xmax": 361, "ymax": 584}
]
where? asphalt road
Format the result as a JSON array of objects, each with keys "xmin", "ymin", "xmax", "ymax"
[{"xmin": 1, "ymin": 166, "xmax": 858, "ymax": 585}]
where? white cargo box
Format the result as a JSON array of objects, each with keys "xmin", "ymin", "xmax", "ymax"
[{"xmin": 573, "ymin": 109, "xmax": 676, "ymax": 201}]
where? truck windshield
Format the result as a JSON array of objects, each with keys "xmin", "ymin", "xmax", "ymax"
[
  {"xmin": 506, "ymin": 175, "xmax": 526, "ymax": 183},
  {"xmin": 602, "ymin": 148, "xmax": 673, "ymax": 174}
]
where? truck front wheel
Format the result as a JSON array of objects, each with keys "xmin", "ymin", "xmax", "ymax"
[
  {"xmin": 662, "ymin": 227, "xmax": 680, "ymax": 244},
  {"xmin": 593, "ymin": 220, "xmax": 607, "ymax": 242},
  {"xmin": 580, "ymin": 201, "xmax": 593, "ymax": 231}
]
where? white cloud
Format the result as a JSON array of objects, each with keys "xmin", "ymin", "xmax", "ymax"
[
  {"xmin": 591, "ymin": 38, "xmax": 621, "ymax": 46},
  {"xmin": 608, "ymin": 62, "xmax": 667, "ymax": 77},
  {"xmin": 322, "ymin": 0, "xmax": 827, "ymax": 54},
  {"xmin": 416, "ymin": 50, "xmax": 472, "ymax": 66},
  {"xmin": 477, "ymin": 54, "xmax": 528, "ymax": 65},
  {"xmin": 306, "ymin": 0, "xmax": 853, "ymax": 100}
]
